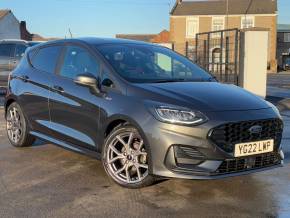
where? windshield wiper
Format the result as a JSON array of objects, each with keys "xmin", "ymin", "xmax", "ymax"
[{"xmin": 151, "ymin": 77, "xmax": 216, "ymax": 83}]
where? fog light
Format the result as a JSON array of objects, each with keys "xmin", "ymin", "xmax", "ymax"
[{"xmin": 174, "ymin": 145, "xmax": 204, "ymax": 165}]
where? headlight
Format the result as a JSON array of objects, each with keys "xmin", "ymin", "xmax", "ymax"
[{"xmin": 154, "ymin": 107, "xmax": 207, "ymax": 125}]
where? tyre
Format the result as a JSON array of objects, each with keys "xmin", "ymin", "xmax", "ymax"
[
  {"xmin": 102, "ymin": 124, "xmax": 155, "ymax": 188},
  {"xmin": 6, "ymin": 102, "xmax": 35, "ymax": 147}
]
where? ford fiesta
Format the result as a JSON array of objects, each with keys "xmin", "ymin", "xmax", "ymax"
[{"xmin": 4, "ymin": 38, "xmax": 284, "ymax": 188}]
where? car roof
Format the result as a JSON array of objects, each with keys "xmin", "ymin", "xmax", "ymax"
[
  {"xmin": 32, "ymin": 37, "xmax": 156, "ymax": 49},
  {"xmin": 0, "ymin": 39, "xmax": 28, "ymax": 44}
]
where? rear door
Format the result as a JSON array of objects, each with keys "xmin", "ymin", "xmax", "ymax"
[
  {"xmin": 21, "ymin": 45, "xmax": 63, "ymax": 134},
  {"xmin": 0, "ymin": 43, "xmax": 15, "ymax": 86},
  {"xmin": 48, "ymin": 43, "xmax": 101, "ymax": 150}
]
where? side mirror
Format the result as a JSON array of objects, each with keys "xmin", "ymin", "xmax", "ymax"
[
  {"xmin": 74, "ymin": 74, "xmax": 100, "ymax": 93},
  {"xmin": 102, "ymin": 78, "xmax": 115, "ymax": 88}
]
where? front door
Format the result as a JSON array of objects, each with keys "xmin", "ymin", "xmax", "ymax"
[{"xmin": 49, "ymin": 44, "xmax": 101, "ymax": 150}]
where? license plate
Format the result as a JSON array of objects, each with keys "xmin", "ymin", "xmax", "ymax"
[{"xmin": 234, "ymin": 139, "xmax": 274, "ymax": 157}]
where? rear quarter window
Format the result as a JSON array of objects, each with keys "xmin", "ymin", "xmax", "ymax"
[{"xmin": 30, "ymin": 46, "xmax": 62, "ymax": 74}]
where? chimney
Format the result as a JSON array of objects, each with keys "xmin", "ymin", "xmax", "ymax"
[{"xmin": 20, "ymin": 21, "xmax": 32, "ymax": 41}]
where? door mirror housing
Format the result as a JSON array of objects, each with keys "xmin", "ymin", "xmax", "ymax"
[
  {"xmin": 102, "ymin": 78, "xmax": 115, "ymax": 88},
  {"xmin": 74, "ymin": 74, "xmax": 100, "ymax": 93}
]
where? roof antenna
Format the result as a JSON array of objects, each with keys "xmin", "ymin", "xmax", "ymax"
[{"xmin": 68, "ymin": 28, "xmax": 73, "ymax": 38}]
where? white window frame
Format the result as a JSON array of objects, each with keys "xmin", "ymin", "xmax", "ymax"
[
  {"xmin": 241, "ymin": 16, "xmax": 255, "ymax": 29},
  {"xmin": 212, "ymin": 16, "xmax": 225, "ymax": 32},
  {"xmin": 211, "ymin": 16, "xmax": 225, "ymax": 38},
  {"xmin": 186, "ymin": 17, "xmax": 199, "ymax": 39},
  {"xmin": 284, "ymin": 33, "xmax": 290, "ymax": 43}
]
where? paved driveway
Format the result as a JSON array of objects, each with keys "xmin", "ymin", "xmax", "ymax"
[
  {"xmin": 0, "ymin": 106, "xmax": 290, "ymax": 217},
  {"xmin": 267, "ymin": 73, "xmax": 290, "ymax": 99}
]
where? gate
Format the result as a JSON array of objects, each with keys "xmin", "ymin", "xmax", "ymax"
[{"xmin": 186, "ymin": 28, "xmax": 240, "ymax": 85}]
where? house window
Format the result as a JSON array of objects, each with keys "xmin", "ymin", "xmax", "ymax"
[
  {"xmin": 284, "ymin": 33, "xmax": 290, "ymax": 42},
  {"xmin": 241, "ymin": 16, "xmax": 255, "ymax": 29},
  {"xmin": 212, "ymin": 17, "xmax": 225, "ymax": 32},
  {"xmin": 186, "ymin": 17, "xmax": 199, "ymax": 38},
  {"xmin": 212, "ymin": 17, "xmax": 225, "ymax": 38}
]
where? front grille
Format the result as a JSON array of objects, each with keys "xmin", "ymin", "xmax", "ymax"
[
  {"xmin": 209, "ymin": 119, "xmax": 283, "ymax": 153},
  {"xmin": 216, "ymin": 152, "xmax": 281, "ymax": 174}
]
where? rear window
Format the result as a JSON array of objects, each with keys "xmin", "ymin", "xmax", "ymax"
[
  {"xmin": 30, "ymin": 46, "xmax": 62, "ymax": 74},
  {"xmin": 0, "ymin": 44, "xmax": 15, "ymax": 57}
]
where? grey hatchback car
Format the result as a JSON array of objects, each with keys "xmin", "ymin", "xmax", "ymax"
[
  {"xmin": 5, "ymin": 38, "xmax": 284, "ymax": 188},
  {"xmin": 0, "ymin": 40, "xmax": 40, "ymax": 88}
]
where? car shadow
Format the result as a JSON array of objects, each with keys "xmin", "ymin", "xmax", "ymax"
[{"xmin": 32, "ymin": 139, "xmax": 48, "ymax": 147}]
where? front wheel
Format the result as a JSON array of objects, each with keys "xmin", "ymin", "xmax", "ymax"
[
  {"xmin": 102, "ymin": 124, "xmax": 155, "ymax": 188},
  {"xmin": 6, "ymin": 102, "xmax": 35, "ymax": 147}
]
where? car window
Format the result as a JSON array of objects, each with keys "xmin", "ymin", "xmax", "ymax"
[
  {"xmin": 0, "ymin": 44, "xmax": 16, "ymax": 58},
  {"xmin": 31, "ymin": 46, "xmax": 62, "ymax": 74},
  {"xmin": 59, "ymin": 46, "xmax": 99, "ymax": 80},
  {"xmin": 15, "ymin": 44, "xmax": 28, "ymax": 58},
  {"xmin": 96, "ymin": 44, "xmax": 212, "ymax": 83}
]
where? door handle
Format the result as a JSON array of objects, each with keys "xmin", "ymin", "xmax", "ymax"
[
  {"xmin": 52, "ymin": 85, "xmax": 64, "ymax": 93},
  {"xmin": 18, "ymin": 75, "xmax": 29, "ymax": 82}
]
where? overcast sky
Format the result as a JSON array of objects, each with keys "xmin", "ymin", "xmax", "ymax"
[{"xmin": 0, "ymin": 0, "xmax": 289, "ymax": 38}]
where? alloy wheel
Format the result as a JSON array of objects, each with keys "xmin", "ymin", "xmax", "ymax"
[
  {"xmin": 6, "ymin": 107, "xmax": 22, "ymax": 144},
  {"xmin": 106, "ymin": 131, "xmax": 149, "ymax": 184}
]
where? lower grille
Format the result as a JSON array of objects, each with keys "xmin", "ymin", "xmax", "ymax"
[{"xmin": 215, "ymin": 152, "xmax": 281, "ymax": 174}]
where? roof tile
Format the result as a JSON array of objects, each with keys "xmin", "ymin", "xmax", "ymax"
[{"xmin": 171, "ymin": 0, "xmax": 277, "ymax": 16}]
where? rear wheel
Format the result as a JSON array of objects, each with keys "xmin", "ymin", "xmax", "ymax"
[
  {"xmin": 6, "ymin": 102, "xmax": 35, "ymax": 147},
  {"xmin": 102, "ymin": 124, "xmax": 155, "ymax": 188}
]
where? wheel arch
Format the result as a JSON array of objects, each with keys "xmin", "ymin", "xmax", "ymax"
[
  {"xmin": 4, "ymin": 97, "xmax": 17, "ymax": 117},
  {"xmin": 101, "ymin": 114, "xmax": 153, "ymax": 173}
]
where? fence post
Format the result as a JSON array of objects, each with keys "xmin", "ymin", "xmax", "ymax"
[
  {"xmin": 239, "ymin": 28, "xmax": 269, "ymax": 98},
  {"xmin": 207, "ymin": 34, "xmax": 210, "ymax": 71},
  {"xmin": 219, "ymin": 31, "xmax": 224, "ymax": 81},
  {"xmin": 195, "ymin": 34, "xmax": 199, "ymax": 63},
  {"xmin": 172, "ymin": 43, "xmax": 175, "ymax": 51},
  {"xmin": 225, "ymin": 36, "xmax": 229, "ymax": 81},
  {"xmin": 234, "ymin": 29, "xmax": 239, "ymax": 84},
  {"xmin": 185, "ymin": 41, "xmax": 189, "ymax": 58},
  {"xmin": 203, "ymin": 40, "xmax": 207, "ymax": 69}
]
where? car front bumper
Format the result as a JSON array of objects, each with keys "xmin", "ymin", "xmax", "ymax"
[{"xmin": 140, "ymin": 107, "xmax": 284, "ymax": 180}]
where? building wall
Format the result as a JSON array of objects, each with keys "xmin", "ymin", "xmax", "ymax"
[
  {"xmin": 199, "ymin": 17, "xmax": 211, "ymax": 34},
  {"xmin": 170, "ymin": 16, "xmax": 186, "ymax": 54},
  {"xmin": 255, "ymin": 16, "xmax": 277, "ymax": 71},
  {"xmin": 277, "ymin": 32, "xmax": 290, "ymax": 67},
  {"xmin": 0, "ymin": 12, "xmax": 20, "ymax": 40},
  {"xmin": 170, "ymin": 15, "xmax": 277, "ymax": 72}
]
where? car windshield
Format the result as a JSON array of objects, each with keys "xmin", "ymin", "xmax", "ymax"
[{"xmin": 96, "ymin": 44, "xmax": 213, "ymax": 83}]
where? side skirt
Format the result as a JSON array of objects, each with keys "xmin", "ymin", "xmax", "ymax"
[{"xmin": 30, "ymin": 131, "xmax": 102, "ymax": 160}]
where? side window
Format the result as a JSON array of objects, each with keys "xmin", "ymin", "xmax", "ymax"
[
  {"xmin": 0, "ymin": 44, "xmax": 15, "ymax": 57},
  {"xmin": 15, "ymin": 44, "xmax": 28, "ymax": 58},
  {"xmin": 59, "ymin": 46, "xmax": 99, "ymax": 80},
  {"xmin": 31, "ymin": 46, "xmax": 62, "ymax": 74}
]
